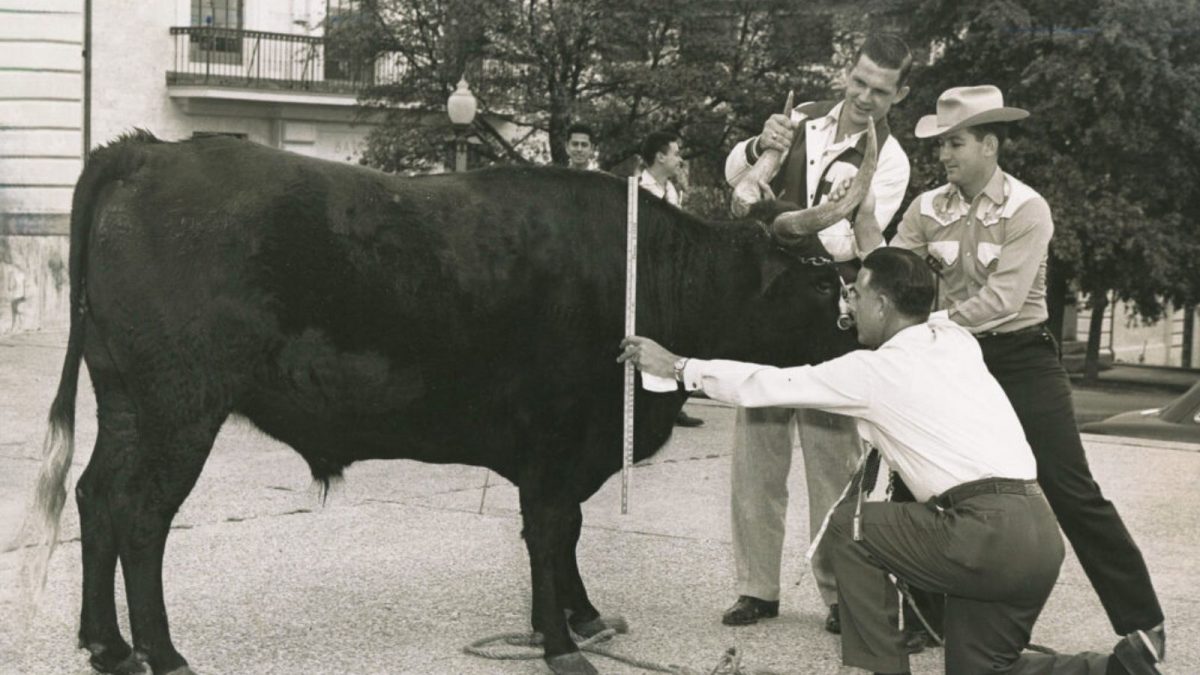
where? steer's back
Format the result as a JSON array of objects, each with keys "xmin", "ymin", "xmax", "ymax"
[{"xmin": 82, "ymin": 135, "xmax": 657, "ymax": 486}]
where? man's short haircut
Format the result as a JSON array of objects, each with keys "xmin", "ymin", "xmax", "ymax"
[
  {"xmin": 965, "ymin": 122, "xmax": 1010, "ymax": 146},
  {"xmin": 854, "ymin": 33, "xmax": 914, "ymax": 88},
  {"xmin": 862, "ymin": 247, "xmax": 936, "ymax": 319},
  {"xmin": 639, "ymin": 130, "xmax": 680, "ymax": 165},
  {"xmin": 566, "ymin": 123, "xmax": 595, "ymax": 144}
]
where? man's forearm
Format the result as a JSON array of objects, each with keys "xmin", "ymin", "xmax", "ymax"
[{"xmin": 853, "ymin": 213, "xmax": 884, "ymax": 255}]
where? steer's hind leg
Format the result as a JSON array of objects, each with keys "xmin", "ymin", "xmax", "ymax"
[
  {"xmin": 109, "ymin": 409, "xmax": 227, "ymax": 675},
  {"xmin": 77, "ymin": 373, "xmax": 137, "ymax": 673}
]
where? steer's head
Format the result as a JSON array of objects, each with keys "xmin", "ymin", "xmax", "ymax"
[
  {"xmin": 725, "ymin": 117, "xmax": 878, "ymax": 366},
  {"xmin": 706, "ymin": 224, "xmax": 857, "ymax": 369}
]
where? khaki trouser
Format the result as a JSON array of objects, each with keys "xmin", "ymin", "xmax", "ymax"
[{"xmin": 730, "ymin": 406, "xmax": 859, "ymax": 605}]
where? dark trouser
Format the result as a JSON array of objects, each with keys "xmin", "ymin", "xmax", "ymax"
[
  {"xmin": 978, "ymin": 327, "xmax": 1163, "ymax": 634},
  {"xmin": 828, "ymin": 480, "xmax": 1114, "ymax": 674}
]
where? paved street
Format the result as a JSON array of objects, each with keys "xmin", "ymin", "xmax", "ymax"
[{"xmin": 1, "ymin": 331, "xmax": 1198, "ymax": 674}]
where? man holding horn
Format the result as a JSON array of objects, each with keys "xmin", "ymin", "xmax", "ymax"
[{"xmin": 718, "ymin": 33, "xmax": 913, "ymax": 637}]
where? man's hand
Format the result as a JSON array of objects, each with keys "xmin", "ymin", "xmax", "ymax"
[
  {"xmin": 827, "ymin": 178, "xmax": 877, "ymax": 223},
  {"xmin": 759, "ymin": 114, "xmax": 796, "ymax": 153},
  {"xmin": 618, "ymin": 336, "xmax": 679, "ymax": 380}
]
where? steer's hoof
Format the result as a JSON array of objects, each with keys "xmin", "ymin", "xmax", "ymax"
[
  {"xmin": 94, "ymin": 651, "xmax": 148, "ymax": 675},
  {"xmin": 545, "ymin": 652, "xmax": 600, "ymax": 675},
  {"xmin": 570, "ymin": 614, "xmax": 630, "ymax": 638},
  {"xmin": 162, "ymin": 668, "xmax": 200, "ymax": 675}
]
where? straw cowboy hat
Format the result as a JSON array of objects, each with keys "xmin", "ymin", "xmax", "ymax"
[{"xmin": 915, "ymin": 85, "xmax": 1029, "ymax": 138}]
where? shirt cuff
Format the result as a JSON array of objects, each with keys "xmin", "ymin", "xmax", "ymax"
[
  {"xmin": 680, "ymin": 358, "xmax": 705, "ymax": 392},
  {"xmin": 745, "ymin": 136, "xmax": 761, "ymax": 165}
]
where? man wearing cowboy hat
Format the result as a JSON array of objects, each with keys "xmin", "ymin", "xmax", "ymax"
[{"xmin": 891, "ymin": 85, "xmax": 1166, "ymax": 673}]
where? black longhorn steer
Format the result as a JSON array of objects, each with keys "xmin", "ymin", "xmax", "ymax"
[{"xmin": 20, "ymin": 131, "xmax": 856, "ymax": 675}]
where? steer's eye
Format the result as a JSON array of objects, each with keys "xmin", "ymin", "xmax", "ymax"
[{"xmin": 813, "ymin": 278, "xmax": 836, "ymax": 295}]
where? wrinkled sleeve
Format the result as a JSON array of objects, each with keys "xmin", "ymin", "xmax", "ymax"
[
  {"xmin": 725, "ymin": 138, "xmax": 756, "ymax": 186},
  {"xmin": 950, "ymin": 198, "xmax": 1054, "ymax": 330},
  {"xmin": 680, "ymin": 354, "xmax": 875, "ymax": 417},
  {"xmin": 888, "ymin": 199, "xmax": 928, "ymax": 258}
]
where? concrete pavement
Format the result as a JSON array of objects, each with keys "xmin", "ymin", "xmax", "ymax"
[{"xmin": 1, "ymin": 330, "xmax": 1198, "ymax": 674}]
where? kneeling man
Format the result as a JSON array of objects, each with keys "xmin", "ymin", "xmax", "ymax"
[{"xmin": 620, "ymin": 247, "xmax": 1160, "ymax": 675}]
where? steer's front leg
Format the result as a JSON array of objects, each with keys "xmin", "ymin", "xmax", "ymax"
[{"xmin": 518, "ymin": 482, "xmax": 598, "ymax": 675}]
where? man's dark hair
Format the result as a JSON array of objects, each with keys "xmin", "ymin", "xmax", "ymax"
[
  {"xmin": 862, "ymin": 247, "xmax": 935, "ymax": 319},
  {"xmin": 854, "ymin": 33, "xmax": 914, "ymax": 88},
  {"xmin": 965, "ymin": 122, "xmax": 1010, "ymax": 147},
  {"xmin": 639, "ymin": 130, "xmax": 680, "ymax": 165},
  {"xmin": 566, "ymin": 123, "xmax": 595, "ymax": 144}
]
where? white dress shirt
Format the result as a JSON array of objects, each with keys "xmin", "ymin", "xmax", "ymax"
[
  {"xmin": 680, "ymin": 313, "xmax": 1036, "ymax": 501},
  {"xmin": 724, "ymin": 101, "xmax": 910, "ymax": 262},
  {"xmin": 639, "ymin": 169, "xmax": 680, "ymax": 206}
]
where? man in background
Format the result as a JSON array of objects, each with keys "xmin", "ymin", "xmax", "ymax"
[{"xmin": 638, "ymin": 129, "xmax": 704, "ymax": 428}]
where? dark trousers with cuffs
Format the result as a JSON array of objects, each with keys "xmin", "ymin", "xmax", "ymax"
[
  {"xmin": 979, "ymin": 327, "xmax": 1163, "ymax": 634},
  {"xmin": 827, "ymin": 484, "xmax": 1115, "ymax": 674}
]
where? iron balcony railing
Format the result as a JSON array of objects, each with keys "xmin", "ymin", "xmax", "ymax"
[{"xmin": 167, "ymin": 26, "xmax": 405, "ymax": 94}]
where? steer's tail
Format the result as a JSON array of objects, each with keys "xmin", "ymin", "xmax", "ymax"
[{"xmin": 7, "ymin": 131, "xmax": 160, "ymax": 600}]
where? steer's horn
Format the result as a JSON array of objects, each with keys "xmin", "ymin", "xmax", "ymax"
[{"xmin": 770, "ymin": 117, "xmax": 877, "ymax": 244}]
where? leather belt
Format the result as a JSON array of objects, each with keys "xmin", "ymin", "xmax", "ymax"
[
  {"xmin": 974, "ymin": 322, "xmax": 1047, "ymax": 340},
  {"xmin": 934, "ymin": 477, "xmax": 1041, "ymax": 509}
]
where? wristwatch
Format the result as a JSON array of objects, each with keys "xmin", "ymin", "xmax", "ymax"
[{"xmin": 673, "ymin": 357, "xmax": 690, "ymax": 383}]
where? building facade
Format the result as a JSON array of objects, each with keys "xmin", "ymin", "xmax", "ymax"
[{"xmin": 1, "ymin": 0, "xmax": 387, "ymax": 335}]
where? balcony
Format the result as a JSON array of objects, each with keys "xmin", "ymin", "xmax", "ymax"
[{"xmin": 167, "ymin": 26, "xmax": 403, "ymax": 104}]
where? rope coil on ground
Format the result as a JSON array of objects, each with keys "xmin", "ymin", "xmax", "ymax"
[{"xmin": 464, "ymin": 630, "xmax": 771, "ymax": 674}]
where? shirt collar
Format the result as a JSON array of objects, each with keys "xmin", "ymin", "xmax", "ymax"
[
  {"xmin": 934, "ymin": 168, "xmax": 1011, "ymax": 227},
  {"xmin": 640, "ymin": 169, "xmax": 668, "ymax": 188},
  {"xmin": 947, "ymin": 167, "xmax": 1006, "ymax": 205},
  {"xmin": 809, "ymin": 101, "xmax": 843, "ymax": 129},
  {"xmin": 882, "ymin": 319, "xmax": 936, "ymax": 349}
]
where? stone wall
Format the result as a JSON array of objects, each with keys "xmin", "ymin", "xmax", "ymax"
[{"xmin": 0, "ymin": 235, "xmax": 69, "ymax": 336}]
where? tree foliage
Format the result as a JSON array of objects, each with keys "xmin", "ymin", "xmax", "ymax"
[
  {"xmin": 891, "ymin": 0, "xmax": 1200, "ymax": 324},
  {"xmin": 346, "ymin": 0, "xmax": 843, "ymax": 210}
]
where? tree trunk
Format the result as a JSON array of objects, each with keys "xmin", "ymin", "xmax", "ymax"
[
  {"xmin": 1085, "ymin": 291, "xmax": 1109, "ymax": 382},
  {"xmin": 1045, "ymin": 254, "xmax": 1068, "ymax": 358},
  {"xmin": 1182, "ymin": 304, "xmax": 1196, "ymax": 368}
]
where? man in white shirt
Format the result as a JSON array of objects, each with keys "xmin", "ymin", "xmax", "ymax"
[
  {"xmin": 637, "ymin": 129, "xmax": 706, "ymax": 428},
  {"xmin": 718, "ymin": 33, "xmax": 912, "ymax": 636},
  {"xmin": 619, "ymin": 247, "xmax": 1161, "ymax": 675},
  {"xmin": 638, "ymin": 130, "xmax": 684, "ymax": 207}
]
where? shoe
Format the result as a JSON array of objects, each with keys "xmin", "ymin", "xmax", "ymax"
[
  {"xmin": 675, "ymin": 410, "xmax": 705, "ymax": 427},
  {"xmin": 1112, "ymin": 626, "xmax": 1165, "ymax": 675},
  {"xmin": 721, "ymin": 596, "xmax": 779, "ymax": 626},
  {"xmin": 820, "ymin": 605, "xmax": 840, "ymax": 629},
  {"xmin": 904, "ymin": 624, "xmax": 932, "ymax": 654}
]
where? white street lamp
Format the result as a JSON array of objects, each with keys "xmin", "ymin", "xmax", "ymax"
[{"xmin": 447, "ymin": 77, "xmax": 477, "ymax": 172}]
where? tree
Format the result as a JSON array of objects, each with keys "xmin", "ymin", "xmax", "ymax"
[
  {"xmin": 344, "ymin": 0, "xmax": 841, "ymax": 215},
  {"xmin": 891, "ymin": 0, "xmax": 1200, "ymax": 377}
]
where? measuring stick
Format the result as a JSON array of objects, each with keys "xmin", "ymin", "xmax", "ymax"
[{"xmin": 621, "ymin": 176, "xmax": 638, "ymax": 515}]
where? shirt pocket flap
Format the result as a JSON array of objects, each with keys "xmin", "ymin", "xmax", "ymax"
[
  {"xmin": 929, "ymin": 241, "xmax": 960, "ymax": 267},
  {"xmin": 977, "ymin": 242, "xmax": 1003, "ymax": 267}
]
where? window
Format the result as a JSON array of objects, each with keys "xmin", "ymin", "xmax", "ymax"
[
  {"xmin": 324, "ymin": 0, "xmax": 371, "ymax": 83},
  {"xmin": 190, "ymin": 0, "xmax": 244, "ymax": 64}
]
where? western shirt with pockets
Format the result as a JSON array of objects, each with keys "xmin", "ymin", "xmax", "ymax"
[
  {"xmin": 725, "ymin": 100, "xmax": 910, "ymax": 262},
  {"xmin": 891, "ymin": 168, "xmax": 1054, "ymax": 334}
]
